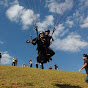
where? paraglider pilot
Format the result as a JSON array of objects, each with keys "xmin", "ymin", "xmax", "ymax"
[
  {"xmin": 45, "ymin": 29, "xmax": 55, "ymax": 60},
  {"xmin": 26, "ymin": 29, "xmax": 55, "ymax": 69}
]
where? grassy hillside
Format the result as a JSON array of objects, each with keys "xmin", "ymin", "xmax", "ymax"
[{"xmin": 0, "ymin": 65, "xmax": 87, "ymax": 88}]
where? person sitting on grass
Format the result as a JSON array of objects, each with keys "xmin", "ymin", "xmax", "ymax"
[
  {"xmin": 79, "ymin": 54, "xmax": 88, "ymax": 83},
  {"xmin": 49, "ymin": 66, "xmax": 52, "ymax": 70}
]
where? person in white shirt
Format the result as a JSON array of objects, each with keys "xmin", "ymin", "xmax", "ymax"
[
  {"xmin": 12, "ymin": 57, "xmax": 16, "ymax": 66},
  {"xmin": 29, "ymin": 60, "xmax": 32, "ymax": 68}
]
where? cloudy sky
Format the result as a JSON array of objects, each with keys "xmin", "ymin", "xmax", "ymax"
[{"xmin": 0, "ymin": 0, "xmax": 88, "ymax": 73}]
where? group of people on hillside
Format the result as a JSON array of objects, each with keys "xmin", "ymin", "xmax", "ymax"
[
  {"xmin": 26, "ymin": 29, "xmax": 55, "ymax": 69},
  {"xmin": 29, "ymin": 60, "xmax": 38, "ymax": 68},
  {"xmin": 22, "ymin": 61, "xmax": 39, "ymax": 68},
  {"xmin": 22, "ymin": 64, "xmax": 29, "ymax": 67},
  {"xmin": 1, "ymin": 50, "xmax": 88, "ymax": 83},
  {"xmin": 22, "ymin": 59, "xmax": 58, "ymax": 70},
  {"xmin": 12, "ymin": 57, "xmax": 18, "ymax": 66},
  {"xmin": 49, "ymin": 64, "xmax": 59, "ymax": 70},
  {"xmin": 10, "ymin": 53, "xmax": 88, "ymax": 84}
]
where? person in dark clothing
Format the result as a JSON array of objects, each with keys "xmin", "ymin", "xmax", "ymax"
[
  {"xmin": 79, "ymin": 54, "xmax": 88, "ymax": 83},
  {"xmin": 41, "ymin": 63, "xmax": 44, "ymax": 69},
  {"xmin": 27, "ymin": 30, "xmax": 55, "ymax": 63},
  {"xmin": 49, "ymin": 66, "xmax": 52, "ymax": 69},
  {"xmin": 15, "ymin": 58, "xmax": 18, "ymax": 66},
  {"xmin": 30, "ymin": 32, "xmax": 49, "ymax": 69},
  {"xmin": 0, "ymin": 53, "xmax": 2, "ymax": 58},
  {"xmin": 54, "ymin": 64, "xmax": 59, "ymax": 70},
  {"xmin": 30, "ymin": 32, "xmax": 48, "ymax": 64},
  {"xmin": 45, "ymin": 29, "xmax": 54, "ymax": 47},
  {"xmin": 45, "ymin": 30, "xmax": 52, "ymax": 47},
  {"xmin": 27, "ymin": 29, "xmax": 55, "ymax": 69},
  {"xmin": 0, "ymin": 53, "xmax": 2, "ymax": 63},
  {"xmin": 36, "ymin": 62, "xmax": 38, "ymax": 68},
  {"xmin": 29, "ymin": 60, "xmax": 32, "ymax": 68},
  {"xmin": 45, "ymin": 30, "xmax": 55, "ymax": 60}
]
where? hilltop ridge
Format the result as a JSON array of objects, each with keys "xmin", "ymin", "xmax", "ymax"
[{"xmin": 0, "ymin": 65, "xmax": 87, "ymax": 88}]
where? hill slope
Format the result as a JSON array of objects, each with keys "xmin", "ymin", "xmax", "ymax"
[{"xmin": 0, "ymin": 65, "xmax": 87, "ymax": 88}]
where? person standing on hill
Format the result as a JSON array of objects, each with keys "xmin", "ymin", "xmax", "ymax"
[
  {"xmin": 36, "ymin": 62, "xmax": 38, "ymax": 68},
  {"xmin": 12, "ymin": 57, "xmax": 16, "ymax": 66},
  {"xmin": 15, "ymin": 58, "xmax": 18, "ymax": 66},
  {"xmin": 0, "ymin": 53, "xmax": 2, "ymax": 58},
  {"xmin": 29, "ymin": 60, "xmax": 32, "ymax": 68},
  {"xmin": 0, "ymin": 53, "xmax": 2, "ymax": 63},
  {"xmin": 54, "ymin": 64, "xmax": 59, "ymax": 70},
  {"xmin": 79, "ymin": 54, "xmax": 88, "ymax": 83}
]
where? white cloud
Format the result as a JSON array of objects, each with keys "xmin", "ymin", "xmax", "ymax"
[
  {"xmin": 51, "ymin": 32, "xmax": 88, "ymax": 52},
  {"xmin": 66, "ymin": 9, "xmax": 85, "ymax": 28},
  {"xmin": 75, "ymin": 1, "xmax": 88, "ymax": 28},
  {"xmin": 46, "ymin": 0, "xmax": 73, "ymax": 14},
  {"xmin": 21, "ymin": 9, "xmax": 37, "ymax": 29},
  {"xmin": 11, "ymin": 0, "xmax": 19, "ymax": 5},
  {"xmin": 6, "ymin": 1, "xmax": 37, "ymax": 30},
  {"xmin": 0, "ymin": 0, "xmax": 19, "ymax": 7},
  {"xmin": 80, "ymin": 16, "xmax": 88, "ymax": 28},
  {"xmin": 64, "ymin": 0, "xmax": 88, "ymax": 29},
  {"xmin": 0, "ymin": 51, "xmax": 12, "ymax": 65},
  {"xmin": 59, "ymin": 29, "xmax": 69, "ymax": 37},
  {"xmin": 0, "ymin": 0, "xmax": 9, "ymax": 7},
  {"xmin": 73, "ymin": 10, "xmax": 80, "ymax": 17},
  {"xmin": 79, "ymin": 0, "xmax": 88, "ymax": 8},
  {"xmin": 38, "ymin": 15, "xmax": 54, "ymax": 31},
  {"xmin": 85, "ymin": 0, "xmax": 88, "ymax": 6},
  {"xmin": 53, "ymin": 24, "xmax": 65, "ymax": 38},
  {"xmin": 66, "ymin": 19, "xmax": 74, "ymax": 28},
  {"xmin": 0, "ymin": 41, "xmax": 4, "ymax": 45},
  {"xmin": 6, "ymin": 4, "xmax": 24, "ymax": 22}
]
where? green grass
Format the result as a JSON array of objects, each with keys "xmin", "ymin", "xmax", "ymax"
[{"xmin": 0, "ymin": 65, "xmax": 87, "ymax": 88}]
